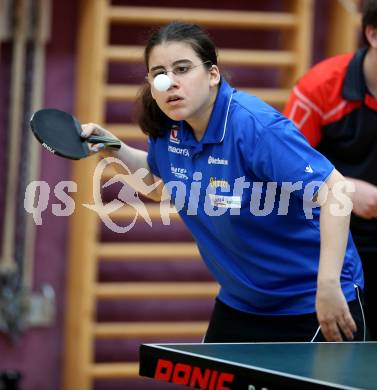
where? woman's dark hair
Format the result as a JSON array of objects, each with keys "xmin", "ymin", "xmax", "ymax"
[
  {"xmin": 136, "ymin": 22, "xmax": 218, "ymax": 137},
  {"xmin": 362, "ymin": 0, "xmax": 377, "ymax": 46}
]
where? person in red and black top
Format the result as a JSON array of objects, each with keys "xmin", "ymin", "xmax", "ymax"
[{"xmin": 284, "ymin": 0, "xmax": 377, "ymax": 340}]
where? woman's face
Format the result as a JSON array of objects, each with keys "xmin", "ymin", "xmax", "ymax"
[{"xmin": 147, "ymin": 41, "xmax": 220, "ymax": 126}]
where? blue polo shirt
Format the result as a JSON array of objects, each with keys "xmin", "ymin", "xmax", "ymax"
[{"xmin": 147, "ymin": 79, "xmax": 364, "ymax": 315}]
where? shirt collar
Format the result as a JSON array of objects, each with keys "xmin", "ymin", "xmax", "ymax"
[
  {"xmin": 180, "ymin": 78, "xmax": 234, "ymax": 146},
  {"xmin": 342, "ymin": 47, "xmax": 368, "ymax": 101}
]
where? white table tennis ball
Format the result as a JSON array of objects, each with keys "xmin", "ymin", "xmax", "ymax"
[{"xmin": 153, "ymin": 74, "xmax": 171, "ymax": 92}]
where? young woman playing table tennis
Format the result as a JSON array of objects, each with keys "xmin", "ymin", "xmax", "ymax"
[{"xmin": 81, "ymin": 22, "xmax": 365, "ymax": 343}]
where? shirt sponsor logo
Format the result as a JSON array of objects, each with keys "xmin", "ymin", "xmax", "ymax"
[
  {"xmin": 209, "ymin": 177, "xmax": 229, "ymax": 189},
  {"xmin": 171, "ymin": 165, "xmax": 188, "ymax": 180},
  {"xmin": 168, "ymin": 145, "xmax": 190, "ymax": 157},
  {"xmin": 209, "ymin": 194, "xmax": 241, "ymax": 209},
  {"xmin": 208, "ymin": 155, "xmax": 228, "ymax": 165},
  {"xmin": 169, "ymin": 125, "xmax": 180, "ymax": 144}
]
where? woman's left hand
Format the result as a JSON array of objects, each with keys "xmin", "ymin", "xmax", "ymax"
[{"xmin": 316, "ymin": 279, "xmax": 357, "ymax": 341}]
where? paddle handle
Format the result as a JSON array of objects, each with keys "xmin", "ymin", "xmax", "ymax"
[{"xmin": 86, "ymin": 135, "xmax": 121, "ymax": 150}]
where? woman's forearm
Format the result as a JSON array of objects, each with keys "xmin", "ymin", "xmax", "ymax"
[
  {"xmin": 317, "ymin": 169, "xmax": 351, "ymax": 284},
  {"xmin": 315, "ymin": 169, "xmax": 356, "ymax": 341},
  {"xmin": 108, "ymin": 141, "xmax": 164, "ymax": 201}
]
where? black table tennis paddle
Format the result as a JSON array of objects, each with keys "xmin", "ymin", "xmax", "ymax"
[{"xmin": 30, "ymin": 108, "xmax": 121, "ymax": 160}]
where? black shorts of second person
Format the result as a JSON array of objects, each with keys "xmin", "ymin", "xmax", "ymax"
[{"xmin": 204, "ymin": 296, "xmax": 365, "ymax": 343}]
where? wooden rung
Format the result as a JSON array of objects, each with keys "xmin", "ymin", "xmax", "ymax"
[
  {"xmin": 105, "ymin": 85, "xmax": 290, "ymax": 105},
  {"xmin": 89, "ymin": 362, "xmax": 139, "ymax": 379},
  {"xmin": 95, "ymin": 282, "xmax": 218, "ymax": 299},
  {"xmin": 106, "ymin": 45, "xmax": 143, "ymax": 63},
  {"xmin": 249, "ymin": 88, "xmax": 290, "ymax": 104},
  {"xmin": 220, "ymin": 49, "xmax": 295, "ymax": 66},
  {"xmin": 96, "ymin": 242, "xmax": 200, "ymax": 260},
  {"xmin": 109, "ymin": 203, "xmax": 181, "ymax": 221},
  {"xmin": 107, "ymin": 6, "xmax": 297, "ymax": 29},
  {"xmin": 105, "ymin": 124, "xmax": 146, "ymax": 141},
  {"xmin": 94, "ymin": 321, "xmax": 208, "ymax": 338},
  {"xmin": 105, "ymin": 85, "xmax": 139, "ymax": 101},
  {"xmin": 106, "ymin": 45, "xmax": 296, "ymax": 67}
]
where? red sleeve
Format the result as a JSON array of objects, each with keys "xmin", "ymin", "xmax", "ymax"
[{"xmin": 283, "ymin": 86, "xmax": 323, "ymax": 147}]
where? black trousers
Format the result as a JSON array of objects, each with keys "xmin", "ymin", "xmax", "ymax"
[
  {"xmin": 359, "ymin": 250, "xmax": 377, "ymax": 340},
  {"xmin": 204, "ymin": 293, "xmax": 365, "ymax": 343}
]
